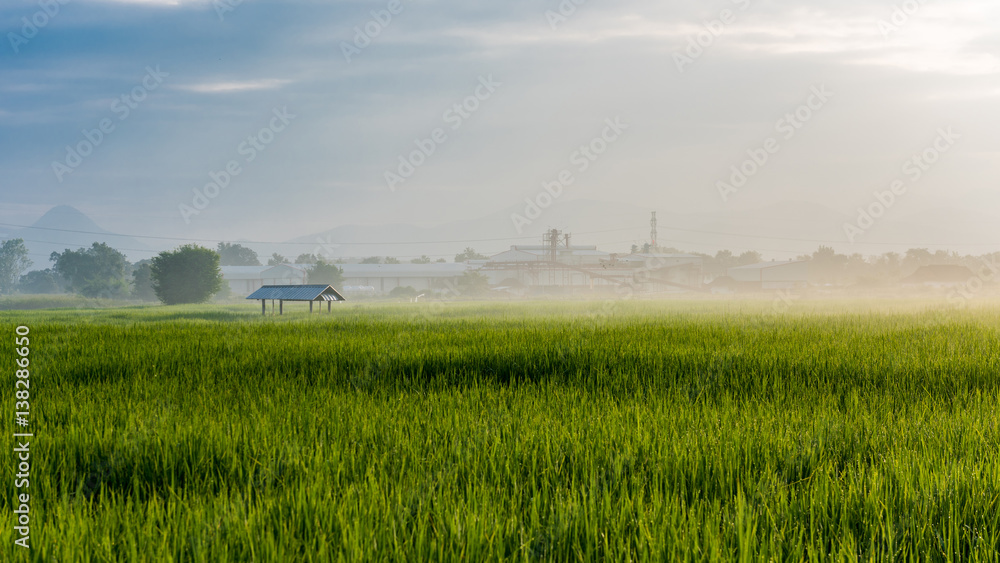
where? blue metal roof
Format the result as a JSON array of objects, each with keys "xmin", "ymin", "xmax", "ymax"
[{"xmin": 246, "ymin": 285, "xmax": 346, "ymax": 301}]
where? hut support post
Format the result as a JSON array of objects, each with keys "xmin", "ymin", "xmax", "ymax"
[
  {"xmin": 262, "ymin": 300, "xmax": 266, "ymax": 316},
  {"xmin": 328, "ymin": 301, "xmax": 331, "ymax": 312},
  {"xmin": 310, "ymin": 301, "xmax": 313, "ymax": 313},
  {"xmin": 279, "ymin": 300, "xmax": 283, "ymax": 315}
]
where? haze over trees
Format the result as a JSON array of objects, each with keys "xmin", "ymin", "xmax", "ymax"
[
  {"xmin": 455, "ymin": 247, "xmax": 487, "ymax": 263},
  {"xmin": 131, "ymin": 261, "xmax": 157, "ymax": 301},
  {"xmin": 50, "ymin": 242, "xmax": 129, "ymax": 298},
  {"xmin": 18, "ymin": 269, "xmax": 61, "ymax": 294},
  {"xmin": 151, "ymin": 245, "xmax": 224, "ymax": 305},
  {"xmin": 216, "ymin": 242, "xmax": 260, "ymax": 266},
  {"xmin": 457, "ymin": 271, "xmax": 491, "ymax": 296},
  {"xmin": 0, "ymin": 238, "xmax": 32, "ymax": 294},
  {"xmin": 294, "ymin": 254, "xmax": 319, "ymax": 264},
  {"xmin": 307, "ymin": 260, "xmax": 344, "ymax": 286}
]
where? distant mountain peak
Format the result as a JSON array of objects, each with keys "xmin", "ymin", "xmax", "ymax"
[{"xmin": 31, "ymin": 205, "xmax": 110, "ymax": 234}]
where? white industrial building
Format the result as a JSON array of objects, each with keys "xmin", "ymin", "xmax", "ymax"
[
  {"xmin": 221, "ymin": 264, "xmax": 308, "ymax": 295},
  {"xmin": 479, "ymin": 244, "xmax": 703, "ymax": 293},
  {"xmin": 339, "ymin": 263, "xmax": 471, "ymax": 294}
]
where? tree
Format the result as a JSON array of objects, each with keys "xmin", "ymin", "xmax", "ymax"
[
  {"xmin": 455, "ymin": 247, "xmax": 487, "ymax": 263},
  {"xmin": 385, "ymin": 257, "xmax": 401, "ymax": 264},
  {"xmin": 267, "ymin": 253, "xmax": 287, "ymax": 266},
  {"xmin": 810, "ymin": 246, "xmax": 848, "ymax": 284},
  {"xmin": 389, "ymin": 286, "xmax": 418, "ymax": 299},
  {"xmin": 735, "ymin": 251, "xmax": 762, "ymax": 266},
  {"xmin": 18, "ymin": 269, "xmax": 60, "ymax": 294},
  {"xmin": 131, "ymin": 262, "xmax": 157, "ymax": 301},
  {"xmin": 295, "ymin": 253, "xmax": 319, "ymax": 264},
  {"xmin": 361, "ymin": 256, "xmax": 382, "ymax": 264},
  {"xmin": 50, "ymin": 242, "xmax": 129, "ymax": 298},
  {"xmin": 0, "ymin": 238, "xmax": 32, "ymax": 294},
  {"xmin": 307, "ymin": 260, "xmax": 344, "ymax": 287},
  {"xmin": 411, "ymin": 255, "xmax": 432, "ymax": 264},
  {"xmin": 457, "ymin": 270, "xmax": 491, "ymax": 296},
  {"xmin": 216, "ymin": 242, "xmax": 260, "ymax": 266},
  {"xmin": 151, "ymin": 245, "xmax": 223, "ymax": 305}
]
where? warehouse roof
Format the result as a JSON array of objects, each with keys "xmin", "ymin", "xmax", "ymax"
[{"xmin": 246, "ymin": 285, "xmax": 346, "ymax": 301}]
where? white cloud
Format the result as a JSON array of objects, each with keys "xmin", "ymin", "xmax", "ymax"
[{"xmin": 173, "ymin": 79, "xmax": 293, "ymax": 93}]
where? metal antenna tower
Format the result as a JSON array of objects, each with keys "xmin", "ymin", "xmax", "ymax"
[{"xmin": 650, "ymin": 211, "xmax": 658, "ymax": 250}]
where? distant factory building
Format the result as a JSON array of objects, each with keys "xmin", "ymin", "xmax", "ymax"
[
  {"xmin": 221, "ymin": 264, "xmax": 308, "ymax": 296},
  {"xmin": 479, "ymin": 230, "xmax": 703, "ymax": 293},
  {"xmin": 338, "ymin": 263, "xmax": 471, "ymax": 295}
]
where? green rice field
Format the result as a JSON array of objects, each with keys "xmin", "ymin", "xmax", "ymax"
[{"xmin": 2, "ymin": 299, "xmax": 1000, "ymax": 561}]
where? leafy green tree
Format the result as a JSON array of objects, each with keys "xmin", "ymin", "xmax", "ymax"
[
  {"xmin": 216, "ymin": 242, "xmax": 260, "ymax": 266},
  {"xmin": 389, "ymin": 286, "xmax": 418, "ymax": 298},
  {"xmin": 455, "ymin": 247, "xmax": 487, "ymax": 263},
  {"xmin": 50, "ymin": 242, "xmax": 129, "ymax": 298},
  {"xmin": 151, "ymin": 245, "xmax": 224, "ymax": 305},
  {"xmin": 0, "ymin": 238, "xmax": 32, "ymax": 294},
  {"xmin": 307, "ymin": 260, "xmax": 344, "ymax": 287},
  {"xmin": 361, "ymin": 256, "xmax": 382, "ymax": 264},
  {"xmin": 385, "ymin": 257, "xmax": 401, "ymax": 264},
  {"xmin": 295, "ymin": 253, "xmax": 319, "ymax": 264},
  {"xmin": 457, "ymin": 270, "xmax": 491, "ymax": 296},
  {"xmin": 735, "ymin": 251, "xmax": 762, "ymax": 266},
  {"xmin": 411, "ymin": 255, "xmax": 432, "ymax": 264},
  {"xmin": 131, "ymin": 262, "xmax": 157, "ymax": 301},
  {"xmin": 267, "ymin": 253, "xmax": 287, "ymax": 266},
  {"xmin": 18, "ymin": 269, "xmax": 60, "ymax": 294}
]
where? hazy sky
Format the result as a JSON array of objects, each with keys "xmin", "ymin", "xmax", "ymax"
[{"xmin": 2, "ymin": 0, "xmax": 999, "ymax": 254}]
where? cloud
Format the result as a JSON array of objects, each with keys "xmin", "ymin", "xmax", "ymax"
[
  {"xmin": 2, "ymin": 0, "xmax": 999, "ymax": 248},
  {"xmin": 173, "ymin": 79, "xmax": 293, "ymax": 94}
]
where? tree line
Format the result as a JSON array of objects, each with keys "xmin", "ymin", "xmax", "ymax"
[{"xmin": 2, "ymin": 240, "xmax": 344, "ymax": 304}]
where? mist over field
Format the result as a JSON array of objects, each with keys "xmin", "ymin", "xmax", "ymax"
[{"xmin": 2, "ymin": 0, "xmax": 1000, "ymax": 561}]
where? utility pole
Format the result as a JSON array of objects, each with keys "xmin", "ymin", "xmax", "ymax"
[{"xmin": 650, "ymin": 211, "xmax": 658, "ymax": 251}]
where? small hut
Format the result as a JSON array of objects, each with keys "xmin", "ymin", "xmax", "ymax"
[{"xmin": 246, "ymin": 285, "xmax": 346, "ymax": 315}]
